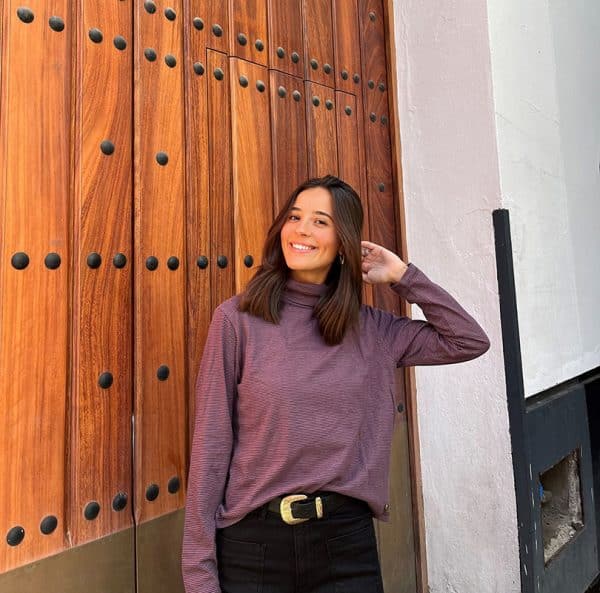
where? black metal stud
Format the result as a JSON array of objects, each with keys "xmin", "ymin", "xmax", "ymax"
[
  {"xmin": 112, "ymin": 492, "xmax": 128, "ymax": 512},
  {"xmin": 212, "ymin": 24, "xmax": 223, "ymax": 37},
  {"xmin": 87, "ymin": 252, "xmax": 101, "ymax": 268},
  {"xmin": 113, "ymin": 253, "xmax": 127, "ymax": 268},
  {"xmin": 378, "ymin": 183, "xmax": 385, "ymax": 192},
  {"xmin": 397, "ymin": 403, "xmax": 404, "ymax": 413},
  {"xmin": 40, "ymin": 515, "xmax": 58, "ymax": 535},
  {"xmin": 156, "ymin": 152, "xmax": 168, "ymax": 166},
  {"xmin": 167, "ymin": 256, "xmax": 179, "ymax": 270},
  {"xmin": 368, "ymin": 80, "xmax": 375, "ymax": 89},
  {"xmin": 378, "ymin": 82, "xmax": 385, "ymax": 92},
  {"xmin": 100, "ymin": 140, "xmax": 114, "ymax": 155},
  {"xmin": 146, "ymin": 256, "xmax": 159, "ymax": 270},
  {"xmin": 255, "ymin": 39, "xmax": 264, "ymax": 51},
  {"xmin": 214, "ymin": 68, "xmax": 224, "ymax": 81},
  {"xmin": 256, "ymin": 80, "xmax": 266, "ymax": 93},
  {"xmin": 157, "ymin": 365, "xmax": 170, "ymax": 381},
  {"xmin": 144, "ymin": 48, "xmax": 157, "ymax": 62},
  {"xmin": 144, "ymin": 0, "xmax": 156, "ymax": 14},
  {"xmin": 291, "ymin": 52, "xmax": 300, "ymax": 64},
  {"xmin": 278, "ymin": 86, "xmax": 286, "ymax": 98},
  {"xmin": 312, "ymin": 96, "xmax": 320, "ymax": 107},
  {"xmin": 345, "ymin": 106, "xmax": 352, "ymax": 116},
  {"xmin": 16, "ymin": 7, "xmax": 34, "ymax": 23},
  {"xmin": 84, "ymin": 502, "xmax": 100, "ymax": 520},
  {"xmin": 88, "ymin": 28, "xmax": 103, "ymax": 43},
  {"xmin": 341, "ymin": 70, "xmax": 349, "ymax": 80},
  {"xmin": 237, "ymin": 33, "xmax": 247, "ymax": 46},
  {"xmin": 7, "ymin": 526, "xmax": 25, "ymax": 546},
  {"xmin": 113, "ymin": 36, "xmax": 127, "ymax": 51},
  {"xmin": 11, "ymin": 252, "xmax": 29, "ymax": 269},
  {"xmin": 369, "ymin": 11, "xmax": 376, "ymax": 21},
  {"xmin": 292, "ymin": 90, "xmax": 301, "ymax": 102},
  {"xmin": 244, "ymin": 255, "xmax": 254, "ymax": 268},
  {"xmin": 370, "ymin": 112, "xmax": 377, "ymax": 123},
  {"xmin": 325, "ymin": 99, "xmax": 334, "ymax": 110},
  {"xmin": 381, "ymin": 115, "xmax": 388, "ymax": 126},
  {"xmin": 146, "ymin": 484, "xmax": 160, "ymax": 501},
  {"xmin": 239, "ymin": 75, "xmax": 248, "ymax": 88},
  {"xmin": 165, "ymin": 54, "xmax": 176, "ymax": 68},
  {"xmin": 45, "ymin": 253, "xmax": 61, "ymax": 269},
  {"xmin": 323, "ymin": 63, "xmax": 332, "ymax": 74},
  {"xmin": 353, "ymin": 73, "xmax": 360, "ymax": 83},
  {"xmin": 164, "ymin": 7, "xmax": 176, "ymax": 21},
  {"xmin": 99, "ymin": 372, "xmax": 113, "ymax": 389},
  {"xmin": 310, "ymin": 59, "xmax": 318, "ymax": 70},
  {"xmin": 193, "ymin": 62, "xmax": 204, "ymax": 75},
  {"xmin": 277, "ymin": 47, "xmax": 285, "ymax": 59},
  {"xmin": 168, "ymin": 477, "xmax": 181, "ymax": 494},
  {"xmin": 49, "ymin": 16, "xmax": 64, "ymax": 32},
  {"xmin": 197, "ymin": 256, "xmax": 209, "ymax": 269},
  {"xmin": 193, "ymin": 17, "xmax": 204, "ymax": 30},
  {"xmin": 217, "ymin": 255, "xmax": 228, "ymax": 269}
]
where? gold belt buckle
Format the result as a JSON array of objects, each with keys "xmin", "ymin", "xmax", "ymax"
[{"xmin": 280, "ymin": 494, "xmax": 324, "ymax": 525}]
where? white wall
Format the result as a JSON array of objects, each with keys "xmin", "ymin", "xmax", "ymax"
[
  {"xmin": 487, "ymin": 0, "xmax": 600, "ymax": 396},
  {"xmin": 392, "ymin": 1, "xmax": 520, "ymax": 591}
]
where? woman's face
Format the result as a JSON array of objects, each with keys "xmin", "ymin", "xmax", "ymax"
[{"xmin": 280, "ymin": 186, "xmax": 341, "ymax": 284}]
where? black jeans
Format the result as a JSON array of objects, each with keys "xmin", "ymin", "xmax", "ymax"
[{"xmin": 216, "ymin": 493, "xmax": 385, "ymax": 593}]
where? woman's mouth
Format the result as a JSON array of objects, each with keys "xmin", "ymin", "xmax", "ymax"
[{"xmin": 290, "ymin": 243, "xmax": 316, "ymax": 253}]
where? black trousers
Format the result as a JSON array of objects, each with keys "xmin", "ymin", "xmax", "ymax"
[{"xmin": 216, "ymin": 493, "xmax": 385, "ymax": 593}]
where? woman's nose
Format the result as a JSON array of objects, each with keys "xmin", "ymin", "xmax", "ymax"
[{"xmin": 296, "ymin": 220, "xmax": 311, "ymax": 236}]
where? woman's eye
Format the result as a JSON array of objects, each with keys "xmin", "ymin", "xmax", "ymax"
[
  {"xmin": 288, "ymin": 214, "xmax": 299, "ymax": 221},
  {"xmin": 315, "ymin": 219, "xmax": 327, "ymax": 226}
]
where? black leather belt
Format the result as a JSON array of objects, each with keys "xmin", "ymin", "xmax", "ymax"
[{"xmin": 266, "ymin": 491, "xmax": 350, "ymax": 525}]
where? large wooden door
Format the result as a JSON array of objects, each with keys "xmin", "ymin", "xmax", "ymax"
[{"xmin": 0, "ymin": 1, "xmax": 417, "ymax": 592}]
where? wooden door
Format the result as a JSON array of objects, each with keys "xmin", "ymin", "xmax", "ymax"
[{"xmin": 0, "ymin": 1, "xmax": 417, "ymax": 592}]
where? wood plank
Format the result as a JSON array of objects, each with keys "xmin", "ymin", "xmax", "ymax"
[
  {"xmin": 207, "ymin": 50, "xmax": 234, "ymax": 305},
  {"xmin": 270, "ymin": 70, "xmax": 308, "ymax": 213},
  {"xmin": 230, "ymin": 59, "xmax": 273, "ymax": 291},
  {"xmin": 229, "ymin": 0, "xmax": 268, "ymax": 66},
  {"xmin": 134, "ymin": 0, "xmax": 187, "ymax": 524},
  {"xmin": 302, "ymin": 0, "xmax": 335, "ymax": 87},
  {"xmin": 267, "ymin": 0, "xmax": 304, "ymax": 77},
  {"xmin": 191, "ymin": 0, "xmax": 229, "ymax": 53},
  {"xmin": 0, "ymin": 0, "xmax": 71, "ymax": 570},
  {"xmin": 333, "ymin": 0, "xmax": 362, "ymax": 93},
  {"xmin": 305, "ymin": 81, "xmax": 338, "ymax": 178}
]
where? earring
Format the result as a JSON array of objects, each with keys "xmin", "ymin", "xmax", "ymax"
[{"xmin": 339, "ymin": 253, "xmax": 345, "ymax": 265}]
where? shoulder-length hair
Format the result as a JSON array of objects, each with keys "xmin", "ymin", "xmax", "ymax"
[{"xmin": 238, "ymin": 175, "xmax": 364, "ymax": 345}]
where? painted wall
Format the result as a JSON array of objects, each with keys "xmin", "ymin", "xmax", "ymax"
[
  {"xmin": 391, "ymin": 1, "xmax": 520, "ymax": 591},
  {"xmin": 487, "ymin": 0, "xmax": 600, "ymax": 396}
]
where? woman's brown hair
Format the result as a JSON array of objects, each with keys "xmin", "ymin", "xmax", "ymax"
[{"xmin": 238, "ymin": 175, "xmax": 364, "ymax": 345}]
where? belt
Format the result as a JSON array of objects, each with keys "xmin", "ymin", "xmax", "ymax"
[{"xmin": 266, "ymin": 491, "xmax": 349, "ymax": 525}]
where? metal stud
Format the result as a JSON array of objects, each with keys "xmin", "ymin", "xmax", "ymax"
[
  {"xmin": 193, "ymin": 62, "xmax": 204, "ymax": 75},
  {"xmin": 11, "ymin": 252, "xmax": 29, "ymax": 269},
  {"xmin": 16, "ymin": 7, "xmax": 34, "ymax": 23},
  {"xmin": 379, "ymin": 82, "xmax": 386, "ymax": 92},
  {"xmin": 345, "ymin": 106, "xmax": 352, "ymax": 116},
  {"xmin": 353, "ymin": 73, "xmax": 360, "ymax": 83},
  {"xmin": 291, "ymin": 52, "xmax": 300, "ymax": 64},
  {"xmin": 323, "ymin": 63, "xmax": 332, "ymax": 74},
  {"xmin": 217, "ymin": 255, "xmax": 228, "ymax": 268},
  {"xmin": 45, "ymin": 253, "xmax": 61, "ymax": 269},
  {"xmin": 49, "ymin": 16, "xmax": 65, "ymax": 32},
  {"xmin": 369, "ymin": 11, "xmax": 376, "ymax": 21},
  {"xmin": 112, "ymin": 492, "xmax": 128, "ymax": 512},
  {"xmin": 87, "ymin": 252, "xmax": 102, "ymax": 268},
  {"xmin": 113, "ymin": 253, "xmax": 127, "ymax": 268},
  {"xmin": 214, "ymin": 68, "xmax": 224, "ymax": 81},
  {"xmin": 156, "ymin": 152, "xmax": 169, "ymax": 166},
  {"xmin": 197, "ymin": 256, "xmax": 209, "ymax": 269},
  {"xmin": 88, "ymin": 28, "xmax": 103, "ymax": 43},
  {"xmin": 255, "ymin": 39, "xmax": 264, "ymax": 51},
  {"xmin": 325, "ymin": 99, "xmax": 334, "ymax": 110},
  {"xmin": 212, "ymin": 24, "xmax": 223, "ymax": 37},
  {"xmin": 368, "ymin": 80, "xmax": 375, "ymax": 89},
  {"xmin": 244, "ymin": 255, "xmax": 254, "ymax": 268},
  {"xmin": 113, "ymin": 35, "xmax": 127, "ymax": 51},
  {"xmin": 7, "ymin": 526, "xmax": 25, "ymax": 546},
  {"xmin": 277, "ymin": 47, "xmax": 285, "ymax": 59},
  {"xmin": 157, "ymin": 365, "xmax": 170, "ymax": 381},
  {"xmin": 167, "ymin": 256, "xmax": 179, "ymax": 270},
  {"xmin": 381, "ymin": 115, "xmax": 388, "ymax": 126},
  {"xmin": 292, "ymin": 90, "xmax": 301, "ymax": 102},
  {"xmin": 144, "ymin": 48, "xmax": 157, "ymax": 62},
  {"xmin": 84, "ymin": 502, "xmax": 100, "ymax": 520},
  {"xmin": 341, "ymin": 70, "xmax": 349, "ymax": 80},
  {"xmin": 278, "ymin": 86, "xmax": 287, "ymax": 98},
  {"xmin": 40, "ymin": 516, "xmax": 58, "ymax": 535},
  {"xmin": 237, "ymin": 32, "xmax": 247, "ymax": 46},
  {"xmin": 98, "ymin": 372, "xmax": 113, "ymax": 389},
  {"xmin": 164, "ymin": 7, "xmax": 176, "ymax": 21},
  {"xmin": 310, "ymin": 59, "xmax": 318, "ymax": 70},
  {"xmin": 168, "ymin": 477, "xmax": 181, "ymax": 494},
  {"xmin": 100, "ymin": 140, "xmax": 115, "ymax": 155},
  {"xmin": 312, "ymin": 96, "xmax": 320, "ymax": 107},
  {"xmin": 378, "ymin": 183, "xmax": 385, "ymax": 192},
  {"xmin": 239, "ymin": 75, "xmax": 248, "ymax": 88},
  {"xmin": 146, "ymin": 484, "xmax": 160, "ymax": 501},
  {"xmin": 256, "ymin": 80, "xmax": 266, "ymax": 93},
  {"xmin": 144, "ymin": 0, "xmax": 156, "ymax": 14},
  {"xmin": 193, "ymin": 17, "xmax": 204, "ymax": 30},
  {"xmin": 146, "ymin": 255, "xmax": 159, "ymax": 270},
  {"xmin": 165, "ymin": 54, "xmax": 176, "ymax": 68},
  {"xmin": 370, "ymin": 112, "xmax": 377, "ymax": 123},
  {"xmin": 397, "ymin": 403, "xmax": 404, "ymax": 413}
]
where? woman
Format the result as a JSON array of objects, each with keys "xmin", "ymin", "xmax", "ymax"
[{"xmin": 182, "ymin": 175, "xmax": 490, "ymax": 593}]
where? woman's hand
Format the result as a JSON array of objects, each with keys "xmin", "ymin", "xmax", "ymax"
[{"xmin": 361, "ymin": 240, "xmax": 408, "ymax": 284}]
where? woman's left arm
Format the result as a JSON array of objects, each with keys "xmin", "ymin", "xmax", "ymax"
[{"xmin": 362, "ymin": 240, "xmax": 491, "ymax": 366}]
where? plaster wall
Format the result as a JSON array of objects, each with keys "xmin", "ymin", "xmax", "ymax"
[
  {"xmin": 487, "ymin": 0, "xmax": 600, "ymax": 396},
  {"xmin": 391, "ymin": 1, "xmax": 519, "ymax": 591}
]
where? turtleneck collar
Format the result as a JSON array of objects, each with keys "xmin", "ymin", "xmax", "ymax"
[{"xmin": 282, "ymin": 277, "xmax": 328, "ymax": 308}]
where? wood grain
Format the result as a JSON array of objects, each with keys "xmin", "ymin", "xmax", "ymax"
[
  {"xmin": 192, "ymin": 0, "xmax": 229, "ymax": 53},
  {"xmin": 333, "ymin": 0, "xmax": 362, "ymax": 93},
  {"xmin": 268, "ymin": 0, "xmax": 304, "ymax": 77},
  {"xmin": 229, "ymin": 0, "xmax": 268, "ymax": 66},
  {"xmin": 305, "ymin": 81, "xmax": 338, "ymax": 178},
  {"xmin": 302, "ymin": 0, "xmax": 335, "ymax": 87}
]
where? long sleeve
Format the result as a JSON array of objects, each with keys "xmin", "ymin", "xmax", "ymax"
[
  {"xmin": 182, "ymin": 306, "xmax": 239, "ymax": 593},
  {"xmin": 376, "ymin": 263, "xmax": 490, "ymax": 366}
]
